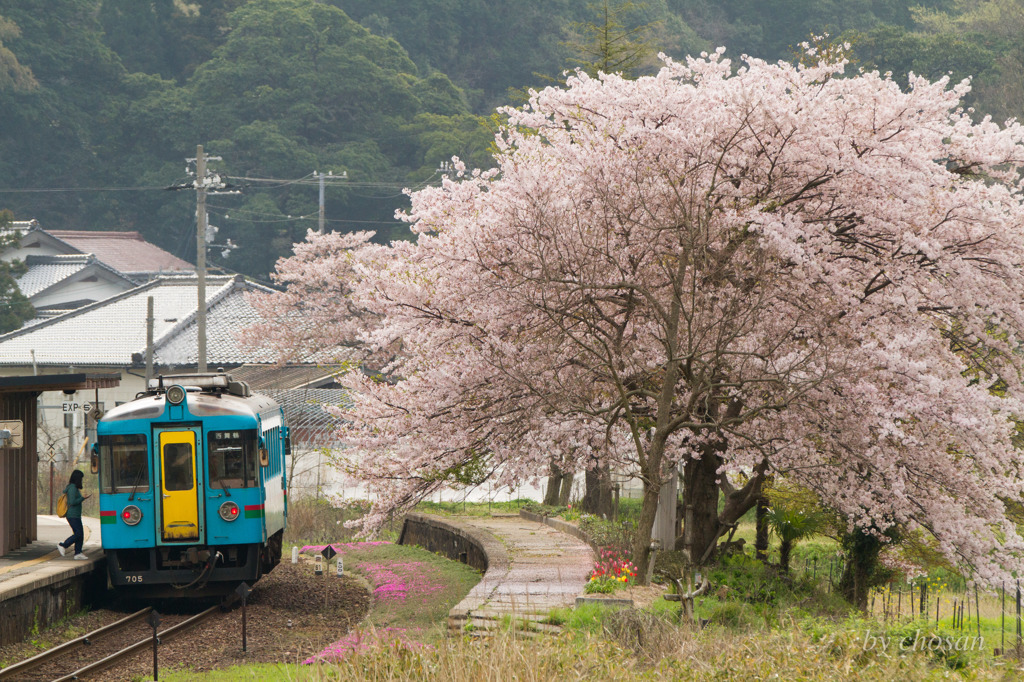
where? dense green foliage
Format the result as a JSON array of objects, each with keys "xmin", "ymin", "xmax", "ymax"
[
  {"xmin": 0, "ymin": 0, "xmax": 1017, "ymax": 279},
  {"xmin": 0, "ymin": 210, "xmax": 33, "ymax": 333}
]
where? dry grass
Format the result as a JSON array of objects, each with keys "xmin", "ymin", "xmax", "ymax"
[
  {"xmin": 284, "ymin": 497, "xmax": 402, "ymax": 545},
  {"xmin": 190, "ymin": 622, "xmax": 1019, "ymax": 681}
]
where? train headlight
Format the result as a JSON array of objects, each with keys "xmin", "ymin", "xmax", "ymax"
[
  {"xmin": 121, "ymin": 505, "xmax": 143, "ymax": 526},
  {"xmin": 219, "ymin": 501, "xmax": 240, "ymax": 522},
  {"xmin": 166, "ymin": 385, "xmax": 186, "ymax": 405}
]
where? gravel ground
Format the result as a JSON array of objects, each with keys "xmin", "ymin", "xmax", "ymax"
[
  {"xmin": 106, "ymin": 559, "xmax": 370, "ymax": 680},
  {"xmin": 0, "ymin": 559, "xmax": 370, "ymax": 681}
]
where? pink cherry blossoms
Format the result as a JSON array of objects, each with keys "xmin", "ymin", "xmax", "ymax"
[{"xmin": 261, "ymin": 49, "xmax": 1024, "ymax": 587}]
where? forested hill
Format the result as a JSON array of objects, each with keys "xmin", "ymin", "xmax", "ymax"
[{"xmin": 0, "ymin": 0, "xmax": 1017, "ymax": 280}]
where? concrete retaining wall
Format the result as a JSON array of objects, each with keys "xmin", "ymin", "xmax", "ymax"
[
  {"xmin": 398, "ymin": 513, "xmax": 509, "ymax": 633},
  {"xmin": 0, "ymin": 563, "xmax": 106, "ymax": 646},
  {"xmin": 398, "ymin": 513, "xmax": 505, "ymax": 573}
]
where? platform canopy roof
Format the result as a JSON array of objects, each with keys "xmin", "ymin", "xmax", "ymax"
[{"xmin": 0, "ymin": 372, "xmax": 120, "ymax": 393}]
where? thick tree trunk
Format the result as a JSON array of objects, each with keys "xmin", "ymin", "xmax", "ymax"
[
  {"xmin": 779, "ymin": 539, "xmax": 792, "ymax": 573},
  {"xmin": 598, "ymin": 463, "xmax": 613, "ymax": 516},
  {"xmin": 681, "ymin": 454, "xmax": 721, "ymax": 563},
  {"xmin": 755, "ymin": 494, "xmax": 770, "ymax": 562},
  {"xmin": 630, "ymin": 474, "xmax": 661, "ymax": 585},
  {"xmin": 582, "ymin": 462, "xmax": 613, "ymax": 518},
  {"xmin": 543, "ymin": 473, "xmax": 561, "ymax": 507},
  {"xmin": 839, "ymin": 529, "xmax": 883, "ymax": 612},
  {"xmin": 557, "ymin": 473, "xmax": 574, "ymax": 506},
  {"xmin": 839, "ymin": 558, "xmax": 870, "ymax": 611},
  {"xmin": 582, "ymin": 467, "xmax": 600, "ymax": 512},
  {"xmin": 543, "ymin": 457, "xmax": 562, "ymax": 506}
]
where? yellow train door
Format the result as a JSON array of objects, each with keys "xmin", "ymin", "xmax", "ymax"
[{"xmin": 158, "ymin": 429, "xmax": 200, "ymax": 542}]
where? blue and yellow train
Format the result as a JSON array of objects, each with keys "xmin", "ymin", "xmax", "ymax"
[{"xmin": 93, "ymin": 372, "xmax": 288, "ymax": 597}]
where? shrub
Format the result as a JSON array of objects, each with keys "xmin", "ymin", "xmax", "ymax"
[
  {"xmin": 578, "ymin": 514, "xmax": 636, "ymax": 559},
  {"xmin": 284, "ymin": 497, "xmax": 374, "ymax": 545},
  {"xmin": 707, "ymin": 601, "xmax": 759, "ymax": 629},
  {"xmin": 602, "ymin": 608, "xmax": 680, "ymax": 663}
]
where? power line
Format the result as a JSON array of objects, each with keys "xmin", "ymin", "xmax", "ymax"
[
  {"xmin": 205, "ymin": 206, "xmax": 403, "ymax": 226},
  {"xmin": 0, "ymin": 186, "xmax": 168, "ymax": 193},
  {"xmin": 0, "ymin": 170, "xmax": 446, "ymax": 195}
]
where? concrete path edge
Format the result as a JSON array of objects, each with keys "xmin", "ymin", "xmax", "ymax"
[{"xmin": 518, "ymin": 509, "xmax": 600, "ymax": 555}]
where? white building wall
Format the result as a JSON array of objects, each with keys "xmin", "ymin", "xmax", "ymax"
[{"xmin": 31, "ymin": 277, "xmax": 129, "ymax": 309}]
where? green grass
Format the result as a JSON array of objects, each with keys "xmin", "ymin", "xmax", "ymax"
[
  {"xmin": 542, "ymin": 603, "xmax": 615, "ymax": 632},
  {"xmin": 412, "ymin": 498, "xmax": 532, "ymax": 517},
  {"xmin": 161, "ymin": 664, "xmax": 300, "ymax": 681}
]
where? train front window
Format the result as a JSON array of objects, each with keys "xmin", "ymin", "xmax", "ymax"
[
  {"xmin": 99, "ymin": 434, "xmax": 149, "ymax": 493},
  {"xmin": 208, "ymin": 430, "xmax": 258, "ymax": 488}
]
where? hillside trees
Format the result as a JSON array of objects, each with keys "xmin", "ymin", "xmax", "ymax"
[
  {"xmin": 292, "ymin": 51, "xmax": 1024, "ymax": 586},
  {"xmin": 186, "ymin": 0, "xmax": 488, "ymax": 272},
  {"xmin": 910, "ymin": 0, "xmax": 1024, "ymax": 123},
  {"xmin": 0, "ymin": 210, "xmax": 34, "ymax": 333},
  {"xmin": 0, "ymin": 15, "xmax": 36, "ymax": 92},
  {"xmin": 0, "ymin": 0, "xmax": 493, "ymax": 278}
]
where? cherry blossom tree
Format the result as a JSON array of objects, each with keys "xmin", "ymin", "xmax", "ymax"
[
  {"xmin": 243, "ymin": 229, "xmax": 379, "ymax": 364},
  {"xmin": 265, "ymin": 48, "xmax": 1024, "ymax": 586}
]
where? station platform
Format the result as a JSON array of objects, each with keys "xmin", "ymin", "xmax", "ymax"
[
  {"xmin": 0, "ymin": 515, "xmax": 105, "ymax": 646},
  {"xmin": 0, "ymin": 515, "xmax": 103, "ymax": 587}
]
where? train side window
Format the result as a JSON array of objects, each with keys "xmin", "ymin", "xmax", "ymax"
[
  {"xmin": 99, "ymin": 434, "xmax": 149, "ymax": 494},
  {"xmin": 208, "ymin": 430, "xmax": 257, "ymax": 488}
]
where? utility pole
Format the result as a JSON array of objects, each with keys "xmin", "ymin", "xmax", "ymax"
[
  {"xmin": 313, "ymin": 170, "xmax": 346, "ymax": 234},
  {"xmin": 168, "ymin": 146, "xmax": 238, "ymax": 374},
  {"xmin": 317, "ymin": 170, "xmax": 325, "ymax": 234},
  {"xmin": 145, "ymin": 296, "xmax": 155, "ymax": 382},
  {"xmin": 196, "ymin": 145, "xmax": 207, "ymax": 373}
]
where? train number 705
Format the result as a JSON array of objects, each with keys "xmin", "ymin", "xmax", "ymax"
[{"xmin": 125, "ymin": 575, "xmax": 144, "ymax": 583}]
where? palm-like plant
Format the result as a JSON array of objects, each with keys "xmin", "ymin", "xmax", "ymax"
[{"xmin": 766, "ymin": 506, "xmax": 822, "ymax": 573}]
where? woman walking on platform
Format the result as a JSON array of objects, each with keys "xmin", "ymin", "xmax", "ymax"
[{"xmin": 58, "ymin": 469, "xmax": 89, "ymax": 560}]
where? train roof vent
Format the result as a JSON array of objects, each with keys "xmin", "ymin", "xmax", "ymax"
[
  {"xmin": 227, "ymin": 380, "xmax": 251, "ymax": 398},
  {"xmin": 148, "ymin": 373, "xmax": 229, "ymax": 392}
]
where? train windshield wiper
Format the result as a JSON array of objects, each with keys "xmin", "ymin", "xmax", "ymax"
[{"xmin": 128, "ymin": 464, "xmax": 148, "ymax": 501}]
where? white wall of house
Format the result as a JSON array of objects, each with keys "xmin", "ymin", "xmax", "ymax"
[
  {"xmin": 3, "ymin": 237, "xmax": 71, "ymax": 262},
  {"xmin": 31, "ymin": 273, "xmax": 131, "ymax": 309}
]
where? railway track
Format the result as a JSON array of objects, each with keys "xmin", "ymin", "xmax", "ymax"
[{"xmin": 0, "ymin": 604, "xmax": 222, "ymax": 682}]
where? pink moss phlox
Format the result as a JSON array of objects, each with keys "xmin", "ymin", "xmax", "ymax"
[
  {"xmin": 304, "ymin": 626, "xmax": 432, "ymax": 664},
  {"xmin": 358, "ymin": 561, "xmax": 445, "ymax": 602}
]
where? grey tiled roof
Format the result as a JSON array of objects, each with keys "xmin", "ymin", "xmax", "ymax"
[
  {"xmin": 15, "ymin": 255, "xmax": 92, "ymax": 297},
  {"xmin": 0, "ymin": 275, "xmax": 273, "ymax": 366},
  {"xmin": 154, "ymin": 282, "xmax": 279, "ymax": 365},
  {"xmin": 14, "ymin": 254, "xmax": 136, "ymax": 300}
]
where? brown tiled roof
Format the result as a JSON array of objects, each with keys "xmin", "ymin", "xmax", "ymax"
[{"xmin": 47, "ymin": 230, "xmax": 193, "ymax": 274}]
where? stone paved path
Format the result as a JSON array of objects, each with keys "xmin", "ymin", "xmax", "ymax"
[{"xmin": 449, "ymin": 514, "xmax": 594, "ymax": 631}]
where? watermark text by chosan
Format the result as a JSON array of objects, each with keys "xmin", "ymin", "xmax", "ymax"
[{"xmin": 861, "ymin": 629, "xmax": 984, "ymax": 653}]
